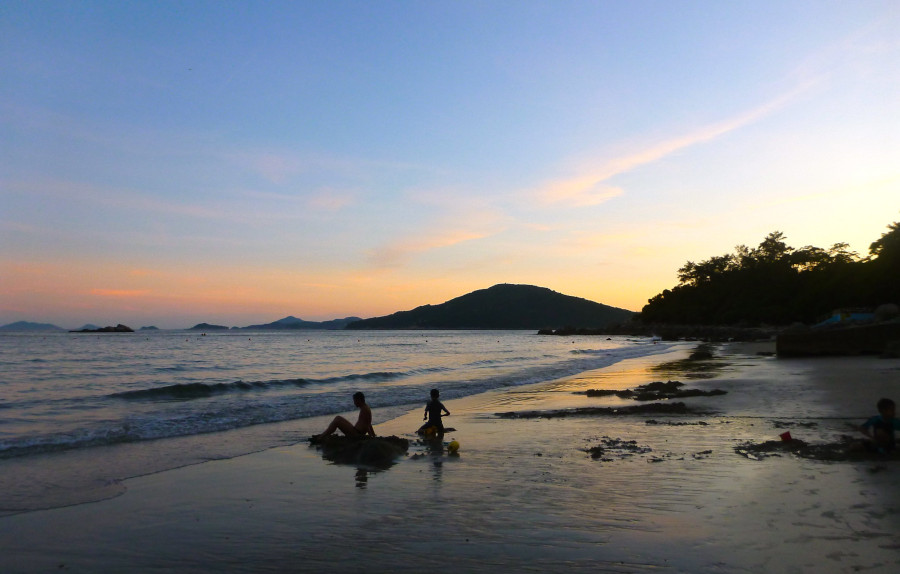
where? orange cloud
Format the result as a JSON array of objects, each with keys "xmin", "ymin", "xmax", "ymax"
[
  {"xmin": 89, "ymin": 289, "xmax": 151, "ymax": 298},
  {"xmin": 128, "ymin": 269, "xmax": 158, "ymax": 277},
  {"xmin": 307, "ymin": 191, "xmax": 355, "ymax": 211}
]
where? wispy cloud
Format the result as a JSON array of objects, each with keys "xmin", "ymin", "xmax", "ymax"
[
  {"xmin": 89, "ymin": 289, "xmax": 151, "ymax": 298},
  {"xmin": 3, "ymin": 177, "xmax": 351, "ymax": 229},
  {"xmin": 366, "ymin": 228, "xmax": 492, "ymax": 270},
  {"xmin": 227, "ymin": 148, "xmax": 429, "ymax": 186},
  {"xmin": 232, "ymin": 152, "xmax": 307, "ymax": 185},
  {"xmin": 306, "ymin": 190, "xmax": 356, "ymax": 211},
  {"xmin": 359, "ymin": 186, "xmax": 511, "ymax": 271},
  {"xmin": 535, "ymin": 85, "xmax": 812, "ymax": 207},
  {"xmin": 128, "ymin": 269, "xmax": 158, "ymax": 277},
  {"xmin": 3, "ymin": 178, "xmax": 227, "ymax": 220}
]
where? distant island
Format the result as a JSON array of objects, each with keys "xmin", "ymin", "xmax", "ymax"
[
  {"xmin": 345, "ymin": 284, "xmax": 634, "ymax": 330},
  {"xmin": 70, "ymin": 324, "xmax": 135, "ymax": 333},
  {"xmin": 188, "ymin": 322, "xmax": 232, "ymax": 331},
  {"xmin": 0, "ymin": 321, "xmax": 65, "ymax": 332},
  {"xmin": 240, "ymin": 316, "xmax": 362, "ymax": 330},
  {"xmin": 188, "ymin": 316, "xmax": 362, "ymax": 331}
]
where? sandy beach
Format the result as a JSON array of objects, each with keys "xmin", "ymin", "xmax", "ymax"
[{"xmin": 2, "ymin": 342, "xmax": 899, "ymax": 573}]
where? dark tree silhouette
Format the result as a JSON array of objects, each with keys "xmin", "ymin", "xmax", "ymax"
[{"xmin": 640, "ymin": 219, "xmax": 899, "ymax": 326}]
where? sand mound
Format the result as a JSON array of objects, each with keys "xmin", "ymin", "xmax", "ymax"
[
  {"xmin": 308, "ymin": 435, "xmax": 409, "ymax": 468},
  {"xmin": 735, "ymin": 436, "xmax": 900, "ymax": 462}
]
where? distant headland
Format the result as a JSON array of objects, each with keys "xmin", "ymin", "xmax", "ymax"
[
  {"xmin": 345, "ymin": 284, "xmax": 633, "ymax": 330},
  {"xmin": 187, "ymin": 316, "xmax": 363, "ymax": 331}
]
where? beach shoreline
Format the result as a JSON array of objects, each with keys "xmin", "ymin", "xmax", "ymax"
[{"xmin": 2, "ymin": 343, "xmax": 899, "ymax": 573}]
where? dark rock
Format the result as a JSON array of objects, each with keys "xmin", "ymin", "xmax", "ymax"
[{"xmin": 640, "ymin": 381, "xmax": 684, "ymax": 393}]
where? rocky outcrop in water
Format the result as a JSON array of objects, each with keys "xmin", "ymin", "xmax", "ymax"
[{"xmin": 70, "ymin": 324, "xmax": 134, "ymax": 333}]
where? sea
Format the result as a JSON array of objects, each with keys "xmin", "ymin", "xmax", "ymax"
[{"xmin": 0, "ymin": 329, "xmax": 670, "ymax": 514}]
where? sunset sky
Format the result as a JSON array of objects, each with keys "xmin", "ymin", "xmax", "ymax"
[{"xmin": 2, "ymin": 1, "xmax": 898, "ymax": 329}]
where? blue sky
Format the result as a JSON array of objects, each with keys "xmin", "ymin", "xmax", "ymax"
[{"xmin": 2, "ymin": 1, "xmax": 898, "ymax": 328}]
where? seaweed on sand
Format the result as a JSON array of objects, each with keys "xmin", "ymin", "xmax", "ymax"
[
  {"xmin": 308, "ymin": 435, "xmax": 409, "ymax": 468},
  {"xmin": 586, "ymin": 437, "xmax": 653, "ymax": 461},
  {"xmin": 496, "ymin": 402, "xmax": 705, "ymax": 419},
  {"xmin": 650, "ymin": 343, "xmax": 730, "ymax": 380},
  {"xmin": 771, "ymin": 420, "xmax": 818, "ymax": 429},
  {"xmin": 586, "ymin": 437, "xmax": 712, "ymax": 463},
  {"xmin": 583, "ymin": 380, "xmax": 727, "ymax": 401},
  {"xmin": 645, "ymin": 419, "xmax": 709, "ymax": 426}
]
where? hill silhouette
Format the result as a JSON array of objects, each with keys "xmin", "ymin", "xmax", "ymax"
[
  {"xmin": 0, "ymin": 321, "xmax": 65, "ymax": 332},
  {"xmin": 241, "ymin": 316, "xmax": 362, "ymax": 330},
  {"xmin": 345, "ymin": 284, "xmax": 634, "ymax": 330}
]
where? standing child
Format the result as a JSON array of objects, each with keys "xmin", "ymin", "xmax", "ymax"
[
  {"xmin": 858, "ymin": 397, "xmax": 900, "ymax": 453},
  {"xmin": 418, "ymin": 388, "xmax": 450, "ymax": 435}
]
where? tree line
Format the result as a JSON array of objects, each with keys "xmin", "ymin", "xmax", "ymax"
[{"xmin": 639, "ymin": 219, "xmax": 900, "ymax": 326}]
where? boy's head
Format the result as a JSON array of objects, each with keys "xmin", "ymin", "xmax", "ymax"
[
  {"xmin": 430, "ymin": 389, "xmax": 440, "ymax": 399},
  {"xmin": 877, "ymin": 397, "xmax": 895, "ymax": 418},
  {"xmin": 353, "ymin": 391, "xmax": 366, "ymax": 406}
]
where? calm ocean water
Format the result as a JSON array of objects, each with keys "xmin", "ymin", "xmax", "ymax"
[{"xmin": 0, "ymin": 329, "xmax": 669, "ymax": 513}]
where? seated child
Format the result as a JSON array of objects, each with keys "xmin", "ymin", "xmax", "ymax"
[
  {"xmin": 858, "ymin": 397, "xmax": 900, "ymax": 453},
  {"xmin": 313, "ymin": 391, "xmax": 375, "ymax": 440}
]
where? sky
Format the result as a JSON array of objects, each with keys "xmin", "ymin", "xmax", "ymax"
[{"xmin": 1, "ymin": 1, "xmax": 898, "ymax": 329}]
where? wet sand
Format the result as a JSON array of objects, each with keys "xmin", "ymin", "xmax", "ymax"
[{"xmin": 2, "ymin": 343, "xmax": 899, "ymax": 573}]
